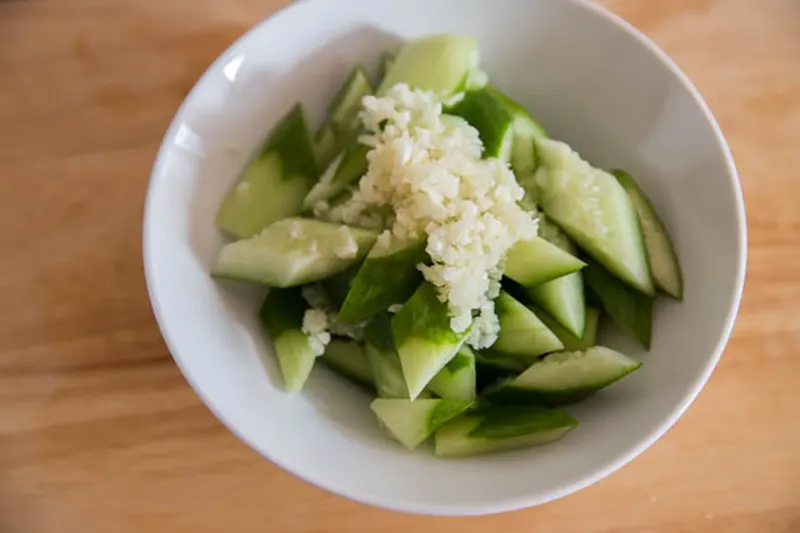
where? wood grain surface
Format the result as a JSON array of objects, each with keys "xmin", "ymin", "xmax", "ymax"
[{"xmin": 0, "ymin": 0, "xmax": 798, "ymax": 531}]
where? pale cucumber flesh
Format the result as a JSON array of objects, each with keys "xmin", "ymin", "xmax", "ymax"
[
  {"xmin": 612, "ymin": 169, "xmax": 683, "ymax": 299},
  {"xmin": 371, "ymin": 398, "xmax": 473, "ymax": 450},
  {"xmin": 321, "ymin": 339, "xmax": 374, "ymax": 388},
  {"xmin": 302, "ymin": 143, "xmax": 370, "ymax": 212},
  {"xmin": 378, "ymin": 34, "xmax": 479, "ymax": 97},
  {"xmin": 427, "ymin": 346, "xmax": 477, "ymax": 401},
  {"xmin": 392, "ymin": 283, "xmax": 469, "ymax": 399},
  {"xmin": 536, "ymin": 139, "xmax": 654, "ymax": 295},
  {"xmin": 534, "ymin": 305, "xmax": 601, "ymax": 352},
  {"xmin": 212, "ymin": 218, "xmax": 378, "ymax": 287},
  {"xmin": 216, "ymin": 105, "xmax": 318, "ymax": 239},
  {"xmin": 504, "ymin": 236, "xmax": 585, "ymax": 288},
  {"xmin": 259, "ymin": 288, "xmax": 316, "ymax": 393},
  {"xmin": 434, "ymin": 404, "xmax": 577, "ymax": 458},
  {"xmin": 490, "ymin": 346, "xmax": 642, "ymax": 405},
  {"xmin": 584, "ymin": 259, "xmax": 654, "ymax": 350},
  {"xmin": 490, "ymin": 291, "xmax": 563, "ymax": 360}
]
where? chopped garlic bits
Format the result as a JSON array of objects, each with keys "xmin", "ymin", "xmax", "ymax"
[{"xmin": 330, "ymin": 84, "xmax": 538, "ymax": 348}]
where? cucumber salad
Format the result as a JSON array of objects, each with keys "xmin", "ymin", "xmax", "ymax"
[{"xmin": 212, "ymin": 35, "xmax": 683, "ymax": 458}]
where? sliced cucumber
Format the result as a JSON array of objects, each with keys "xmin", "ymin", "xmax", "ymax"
[
  {"xmin": 434, "ymin": 404, "xmax": 577, "ymax": 458},
  {"xmin": 391, "ymin": 283, "xmax": 470, "ymax": 399},
  {"xmin": 259, "ymin": 288, "xmax": 317, "ymax": 393},
  {"xmin": 216, "ymin": 105, "xmax": 318, "ymax": 239},
  {"xmin": 584, "ymin": 259, "xmax": 654, "ymax": 350},
  {"xmin": 338, "ymin": 235, "xmax": 426, "ymax": 324},
  {"xmin": 524, "ymin": 218, "xmax": 587, "ymax": 338},
  {"xmin": 329, "ymin": 66, "xmax": 372, "ymax": 132},
  {"xmin": 427, "ymin": 346, "xmax": 477, "ymax": 401},
  {"xmin": 534, "ymin": 305, "xmax": 601, "ymax": 352},
  {"xmin": 446, "ymin": 88, "xmax": 514, "ymax": 161},
  {"xmin": 364, "ymin": 313, "xmax": 409, "ymax": 398},
  {"xmin": 377, "ymin": 52, "xmax": 396, "ymax": 85},
  {"xmin": 313, "ymin": 122, "xmax": 338, "ymax": 170},
  {"xmin": 536, "ymin": 139, "xmax": 654, "ymax": 295},
  {"xmin": 321, "ymin": 339, "xmax": 374, "ymax": 388},
  {"xmin": 321, "ymin": 266, "xmax": 360, "ymax": 310},
  {"xmin": 378, "ymin": 34, "xmax": 479, "ymax": 96},
  {"xmin": 489, "ymin": 346, "xmax": 642, "ymax": 406},
  {"xmin": 504, "ymin": 236, "xmax": 586, "ymax": 288},
  {"xmin": 474, "ymin": 350, "xmax": 526, "ymax": 392},
  {"xmin": 612, "ymin": 169, "xmax": 683, "ymax": 299},
  {"xmin": 484, "ymin": 85, "xmax": 546, "ymax": 178},
  {"xmin": 302, "ymin": 143, "xmax": 370, "ymax": 212},
  {"xmin": 490, "ymin": 291, "xmax": 563, "ymax": 360},
  {"xmin": 371, "ymin": 398, "xmax": 473, "ymax": 450},
  {"xmin": 212, "ymin": 218, "xmax": 378, "ymax": 287}
]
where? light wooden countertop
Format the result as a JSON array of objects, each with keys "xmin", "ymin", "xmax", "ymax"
[{"xmin": 1, "ymin": 0, "xmax": 798, "ymax": 531}]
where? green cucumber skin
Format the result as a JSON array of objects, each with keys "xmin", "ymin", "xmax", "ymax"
[
  {"xmin": 377, "ymin": 52, "xmax": 396, "ymax": 85},
  {"xmin": 445, "ymin": 88, "xmax": 515, "ymax": 161},
  {"xmin": 428, "ymin": 400, "xmax": 475, "ymax": 433},
  {"xmin": 504, "ymin": 237, "xmax": 586, "ymax": 288},
  {"xmin": 313, "ymin": 122, "xmax": 339, "ymax": 170},
  {"xmin": 391, "ymin": 283, "xmax": 470, "ymax": 399},
  {"xmin": 584, "ymin": 259, "xmax": 654, "ymax": 350},
  {"xmin": 491, "ymin": 291, "xmax": 564, "ymax": 359},
  {"xmin": 260, "ymin": 104, "xmax": 319, "ymax": 179},
  {"xmin": 536, "ymin": 140, "xmax": 655, "ymax": 296},
  {"xmin": 259, "ymin": 288, "xmax": 316, "ymax": 393},
  {"xmin": 321, "ymin": 266, "xmax": 360, "ymax": 310},
  {"xmin": 371, "ymin": 398, "xmax": 473, "ymax": 450},
  {"xmin": 427, "ymin": 347, "xmax": 477, "ymax": 401},
  {"xmin": 434, "ymin": 404, "xmax": 577, "ymax": 458},
  {"xmin": 364, "ymin": 314, "xmax": 410, "ymax": 398},
  {"xmin": 321, "ymin": 339, "xmax": 375, "ymax": 389},
  {"xmin": 337, "ymin": 240, "xmax": 427, "ymax": 324},
  {"xmin": 217, "ymin": 106, "xmax": 319, "ymax": 239},
  {"xmin": 612, "ymin": 169, "xmax": 684, "ymax": 300},
  {"xmin": 487, "ymin": 347, "xmax": 643, "ymax": 406}
]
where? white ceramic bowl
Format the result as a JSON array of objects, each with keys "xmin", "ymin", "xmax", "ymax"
[{"xmin": 143, "ymin": 0, "xmax": 746, "ymax": 516}]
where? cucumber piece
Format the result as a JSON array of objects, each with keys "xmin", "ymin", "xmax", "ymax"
[
  {"xmin": 321, "ymin": 266, "xmax": 360, "ymax": 310},
  {"xmin": 428, "ymin": 346, "xmax": 477, "ymax": 401},
  {"xmin": 216, "ymin": 105, "xmax": 318, "ymax": 239},
  {"xmin": 612, "ymin": 169, "xmax": 683, "ymax": 299},
  {"xmin": 377, "ymin": 53, "xmax": 396, "ymax": 85},
  {"xmin": 524, "ymin": 218, "xmax": 587, "ymax": 338},
  {"xmin": 364, "ymin": 314, "xmax": 409, "ymax": 398},
  {"xmin": 329, "ymin": 66, "xmax": 372, "ymax": 132},
  {"xmin": 212, "ymin": 218, "xmax": 378, "ymax": 287},
  {"xmin": 489, "ymin": 346, "xmax": 642, "ymax": 406},
  {"xmin": 302, "ymin": 143, "xmax": 370, "ymax": 212},
  {"xmin": 371, "ymin": 398, "xmax": 473, "ymax": 450},
  {"xmin": 378, "ymin": 34, "xmax": 479, "ymax": 96},
  {"xmin": 484, "ymin": 85, "xmax": 546, "ymax": 178},
  {"xmin": 504, "ymin": 236, "xmax": 586, "ymax": 288},
  {"xmin": 321, "ymin": 339, "xmax": 374, "ymax": 388},
  {"xmin": 474, "ymin": 350, "xmax": 526, "ymax": 392},
  {"xmin": 490, "ymin": 291, "xmax": 563, "ymax": 359},
  {"xmin": 584, "ymin": 259, "xmax": 654, "ymax": 350},
  {"xmin": 392, "ymin": 283, "xmax": 470, "ymax": 399},
  {"xmin": 259, "ymin": 288, "xmax": 317, "ymax": 393},
  {"xmin": 313, "ymin": 122, "xmax": 338, "ymax": 170},
  {"xmin": 446, "ymin": 88, "xmax": 514, "ymax": 161},
  {"xmin": 338, "ymin": 236, "xmax": 426, "ymax": 324},
  {"xmin": 434, "ymin": 404, "xmax": 577, "ymax": 458},
  {"xmin": 536, "ymin": 139, "xmax": 654, "ymax": 295},
  {"xmin": 534, "ymin": 305, "xmax": 601, "ymax": 352}
]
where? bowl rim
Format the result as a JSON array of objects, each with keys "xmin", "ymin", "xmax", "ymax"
[{"xmin": 142, "ymin": 0, "xmax": 747, "ymax": 516}]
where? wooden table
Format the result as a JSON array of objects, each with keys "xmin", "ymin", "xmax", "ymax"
[{"xmin": 1, "ymin": 0, "xmax": 798, "ymax": 531}]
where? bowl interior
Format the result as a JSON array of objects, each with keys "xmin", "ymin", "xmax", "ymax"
[{"xmin": 144, "ymin": 0, "xmax": 745, "ymax": 515}]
